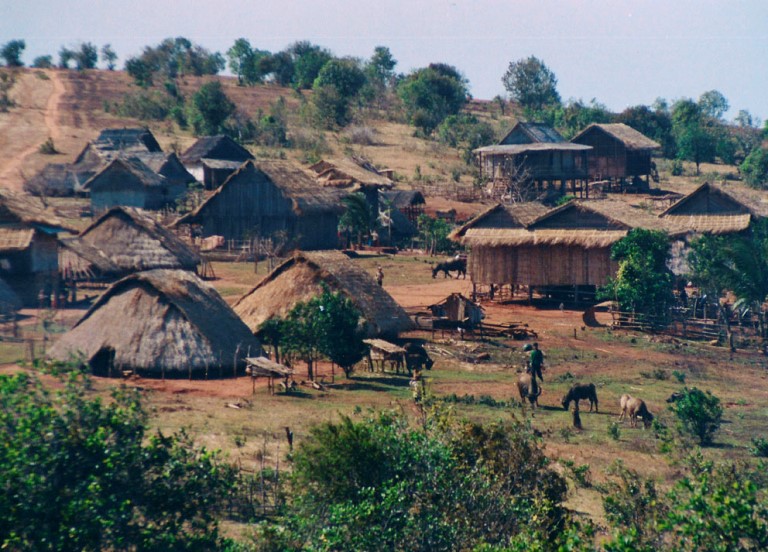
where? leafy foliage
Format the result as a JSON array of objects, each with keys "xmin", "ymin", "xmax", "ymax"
[
  {"xmin": 0, "ymin": 369, "xmax": 235, "ymax": 550},
  {"xmin": 124, "ymin": 37, "xmax": 225, "ymax": 86},
  {"xmin": 268, "ymin": 410, "xmax": 575, "ymax": 551},
  {"xmin": 742, "ymin": 146, "xmax": 768, "ymax": 188},
  {"xmin": 187, "ymin": 81, "xmax": 236, "ymax": 136},
  {"xmin": 1, "ymin": 39, "xmax": 25, "ymax": 67},
  {"xmin": 418, "ymin": 214, "xmax": 456, "ymax": 255},
  {"xmin": 100, "ymin": 44, "xmax": 117, "ymax": 70},
  {"xmin": 671, "ymin": 98, "xmax": 718, "ymax": 174},
  {"xmin": 502, "ymin": 56, "xmax": 561, "ymax": 114},
  {"xmin": 32, "ymin": 55, "xmax": 53, "ymax": 69},
  {"xmin": 599, "ymin": 229, "xmax": 674, "ymax": 321},
  {"xmin": 437, "ymin": 113, "xmax": 495, "ymax": 163},
  {"xmin": 340, "ymin": 192, "xmax": 373, "ymax": 245},
  {"xmin": 311, "ymin": 58, "xmax": 366, "ymax": 128},
  {"xmin": 227, "ymin": 38, "xmax": 270, "ymax": 85},
  {"xmin": 668, "ymin": 387, "xmax": 723, "ymax": 445},
  {"xmin": 398, "ymin": 63, "xmax": 469, "ymax": 135}
]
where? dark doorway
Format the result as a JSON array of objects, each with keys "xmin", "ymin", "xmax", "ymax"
[{"xmin": 89, "ymin": 347, "xmax": 116, "ymax": 376}]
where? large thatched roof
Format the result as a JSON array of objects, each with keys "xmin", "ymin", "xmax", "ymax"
[
  {"xmin": 58, "ymin": 237, "xmax": 120, "ymax": 281},
  {"xmin": 81, "ymin": 157, "xmax": 167, "ymax": 192},
  {"xmin": 572, "ymin": 123, "xmax": 660, "ymax": 151},
  {"xmin": 234, "ymin": 250, "xmax": 414, "ymax": 338},
  {"xmin": 48, "ymin": 269, "xmax": 261, "ymax": 376},
  {"xmin": 661, "ymin": 182, "xmax": 768, "ymax": 235},
  {"xmin": 0, "ymin": 188, "xmax": 74, "ymax": 232},
  {"xmin": 453, "ymin": 200, "xmax": 675, "ymax": 248},
  {"xmin": 78, "ymin": 207, "xmax": 200, "ymax": 274},
  {"xmin": 474, "ymin": 143, "xmax": 592, "ymax": 156}
]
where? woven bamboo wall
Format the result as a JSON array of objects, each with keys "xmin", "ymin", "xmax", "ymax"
[{"xmin": 469, "ymin": 245, "xmax": 618, "ymax": 286}]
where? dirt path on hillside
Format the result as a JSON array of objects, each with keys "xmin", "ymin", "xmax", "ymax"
[{"xmin": 0, "ymin": 70, "xmax": 65, "ymax": 189}]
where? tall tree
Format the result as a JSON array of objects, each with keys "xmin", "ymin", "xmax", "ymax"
[
  {"xmin": 698, "ymin": 89, "xmax": 729, "ymax": 120},
  {"xmin": 73, "ymin": 42, "xmax": 98, "ymax": 70},
  {"xmin": 187, "ymin": 81, "xmax": 236, "ymax": 136},
  {"xmin": 672, "ymin": 99, "xmax": 717, "ymax": 175},
  {"xmin": 226, "ymin": 38, "xmax": 269, "ymax": 85},
  {"xmin": 397, "ymin": 63, "xmax": 468, "ymax": 136},
  {"xmin": 100, "ymin": 44, "xmax": 117, "ymax": 70},
  {"xmin": 502, "ymin": 56, "xmax": 561, "ymax": 113},
  {"xmin": 0, "ymin": 39, "xmax": 25, "ymax": 67},
  {"xmin": 288, "ymin": 41, "xmax": 333, "ymax": 89}
]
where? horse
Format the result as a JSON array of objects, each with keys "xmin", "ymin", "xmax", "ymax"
[{"xmin": 432, "ymin": 258, "xmax": 466, "ymax": 279}]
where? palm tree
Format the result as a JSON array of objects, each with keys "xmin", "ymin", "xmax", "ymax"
[{"xmin": 340, "ymin": 192, "xmax": 371, "ymax": 247}]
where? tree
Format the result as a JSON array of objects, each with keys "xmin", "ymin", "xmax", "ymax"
[
  {"xmin": 0, "ymin": 71, "xmax": 16, "ymax": 112},
  {"xmin": 58, "ymin": 46, "xmax": 74, "ymax": 69},
  {"xmin": 741, "ymin": 146, "xmax": 768, "ymax": 188},
  {"xmin": 0, "ymin": 39, "xmax": 25, "ymax": 67},
  {"xmin": 227, "ymin": 38, "xmax": 270, "ymax": 85},
  {"xmin": 599, "ymin": 229, "xmax": 674, "ymax": 323},
  {"xmin": 698, "ymin": 89, "xmax": 729, "ymax": 120},
  {"xmin": 187, "ymin": 81, "xmax": 236, "ymax": 136},
  {"xmin": 288, "ymin": 41, "xmax": 333, "ymax": 89},
  {"xmin": 125, "ymin": 57, "xmax": 154, "ymax": 87},
  {"xmin": 669, "ymin": 387, "xmax": 723, "ymax": 445},
  {"xmin": 259, "ymin": 50, "xmax": 294, "ymax": 86},
  {"xmin": 340, "ymin": 192, "xmax": 373, "ymax": 246},
  {"xmin": 311, "ymin": 58, "xmax": 366, "ymax": 128},
  {"xmin": 502, "ymin": 56, "xmax": 561, "ymax": 113},
  {"xmin": 418, "ymin": 214, "xmax": 456, "ymax": 255},
  {"xmin": 397, "ymin": 63, "xmax": 468, "ymax": 135},
  {"xmin": 0, "ymin": 370, "xmax": 235, "ymax": 550},
  {"xmin": 100, "ymin": 43, "xmax": 117, "ymax": 70},
  {"xmin": 616, "ymin": 104, "xmax": 676, "ymax": 158},
  {"xmin": 73, "ymin": 42, "xmax": 98, "ymax": 70},
  {"xmin": 365, "ymin": 46, "xmax": 396, "ymax": 88},
  {"xmin": 124, "ymin": 37, "xmax": 225, "ymax": 85},
  {"xmin": 672, "ymin": 99, "xmax": 717, "ymax": 175},
  {"xmin": 437, "ymin": 112, "xmax": 495, "ymax": 164},
  {"xmin": 269, "ymin": 410, "xmax": 577, "ymax": 551},
  {"xmin": 550, "ymin": 97, "xmax": 612, "ymax": 139},
  {"xmin": 308, "ymin": 286, "xmax": 367, "ymax": 377},
  {"xmin": 31, "ymin": 55, "xmax": 53, "ymax": 69}
]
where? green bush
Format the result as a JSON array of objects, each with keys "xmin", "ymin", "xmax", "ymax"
[
  {"xmin": 668, "ymin": 387, "xmax": 723, "ymax": 445},
  {"xmin": 0, "ymin": 369, "xmax": 235, "ymax": 550},
  {"xmin": 750, "ymin": 437, "xmax": 768, "ymax": 457}
]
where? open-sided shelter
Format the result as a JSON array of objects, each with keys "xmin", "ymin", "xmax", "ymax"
[
  {"xmin": 48, "ymin": 269, "xmax": 261, "ymax": 377},
  {"xmin": 72, "ymin": 206, "xmax": 200, "ymax": 277},
  {"xmin": 0, "ymin": 189, "xmax": 74, "ymax": 306},
  {"xmin": 180, "ymin": 135, "xmax": 254, "ymax": 190},
  {"xmin": 451, "ymin": 200, "xmax": 672, "ymax": 301},
  {"xmin": 233, "ymin": 250, "xmax": 414, "ymax": 338},
  {"xmin": 571, "ymin": 123, "xmax": 660, "ymax": 190},
  {"xmin": 174, "ymin": 160, "xmax": 343, "ymax": 251}
]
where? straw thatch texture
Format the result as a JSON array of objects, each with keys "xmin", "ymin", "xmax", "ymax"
[
  {"xmin": 0, "ymin": 227, "xmax": 35, "ymax": 252},
  {"xmin": 309, "ymin": 158, "xmax": 393, "ymax": 188},
  {"xmin": 0, "ymin": 188, "xmax": 74, "ymax": 231},
  {"xmin": 572, "ymin": 123, "xmax": 660, "ymax": 151},
  {"xmin": 234, "ymin": 250, "xmax": 414, "ymax": 338},
  {"xmin": 474, "ymin": 143, "xmax": 592, "ymax": 155},
  {"xmin": 78, "ymin": 207, "xmax": 200, "ymax": 274},
  {"xmin": 664, "ymin": 214, "xmax": 752, "ymax": 235},
  {"xmin": 48, "ymin": 269, "xmax": 261, "ymax": 376},
  {"xmin": 58, "ymin": 237, "xmax": 119, "ymax": 281},
  {"xmin": 499, "ymin": 122, "xmax": 566, "ymax": 145},
  {"xmin": 180, "ymin": 135, "xmax": 253, "ymax": 164}
]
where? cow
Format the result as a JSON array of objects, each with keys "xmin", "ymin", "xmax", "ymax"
[
  {"xmin": 561, "ymin": 383, "xmax": 599, "ymax": 412},
  {"xmin": 517, "ymin": 372, "xmax": 541, "ymax": 409},
  {"xmin": 403, "ymin": 343, "xmax": 434, "ymax": 373},
  {"xmin": 432, "ymin": 258, "xmax": 466, "ymax": 279},
  {"xmin": 619, "ymin": 394, "xmax": 654, "ymax": 429}
]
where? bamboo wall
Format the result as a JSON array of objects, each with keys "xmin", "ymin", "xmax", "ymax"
[{"xmin": 469, "ymin": 245, "xmax": 618, "ymax": 287}]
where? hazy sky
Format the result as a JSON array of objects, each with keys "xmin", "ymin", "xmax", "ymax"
[{"xmin": 3, "ymin": 0, "xmax": 767, "ymax": 121}]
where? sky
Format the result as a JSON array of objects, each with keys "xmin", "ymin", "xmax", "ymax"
[{"xmin": 2, "ymin": 0, "xmax": 767, "ymax": 122}]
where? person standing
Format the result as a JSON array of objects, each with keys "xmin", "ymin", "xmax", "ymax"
[
  {"xmin": 529, "ymin": 342, "xmax": 544, "ymax": 382},
  {"xmin": 376, "ymin": 266, "xmax": 384, "ymax": 286}
]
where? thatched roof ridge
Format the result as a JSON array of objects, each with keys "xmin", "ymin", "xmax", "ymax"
[
  {"xmin": 499, "ymin": 122, "xmax": 566, "ymax": 144},
  {"xmin": 177, "ymin": 161, "xmax": 342, "ymax": 224},
  {"xmin": 234, "ymin": 250, "xmax": 414, "ymax": 338},
  {"xmin": 180, "ymin": 135, "xmax": 254, "ymax": 164},
  {"xmin": 81, "ymin": 157, "xmax": 167, "ymax": 191},
  {"xmin": 79, "ymin": 207, "xmax": 200, "ymax": 273},
  {"xmin": 0, "ymin": 227, "xmax": 35, "ymax": 252},
  {"xmin": 661, "ymin": 181, "xmax": 768, "ymax": 218},
  {"xmin": 474, "ymin": 143, "xmax": 592, "ymax": 155},
  {"xmin": 572, "ymin": 123, "xmax": 660, "ymax": 150},
  {"xmin": 0, "ymin": 189, "xmax": 74, "ymax": 232},
  {"xmin": 309, "ymin": 158, "xmax": 393, "ymax": 187},
  {"xmin": 450, "ymin": 202, "xmax": 549, "ymax": 241},
  {"xmin": 461, "ymin": 227, "xmax": 630, "ymax": 248},
  {"xmin": 48, "ymin": 269, "xmax": 261, "ymax": 376},
  {"xmin": 91, "ymin": 127, "xmax": 162, "ymax": 154}
]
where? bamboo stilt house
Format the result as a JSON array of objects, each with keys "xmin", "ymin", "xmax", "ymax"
[
  {"xmin": 48, "ymin": 269, "xmax": 261, "ymax": 377},
  {"xmin": 451, "ymin": 200, "xmax": 672, "ymax": 294},
  {"xmin": 233, "ymin": 250, "xmax": 414, "ymax": 338}
]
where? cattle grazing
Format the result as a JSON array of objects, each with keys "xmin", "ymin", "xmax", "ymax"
[
  {"xmin": 561, "ymin": 383, "xmax": 599, "ymax": 412},
  {"xmin": 432, "ymin": 258, "xmax": 467, "ymax": 279},
  {"xmin": 619, "ymin": 394, "xmax": 654, "ymax": 429},
  {"xmin": 517, "ymin": 372, "xmax": 541, "ymax": 408},
  {"xmin": 403, "ymin": 342, "xmax": 434, "ymax": 373}
]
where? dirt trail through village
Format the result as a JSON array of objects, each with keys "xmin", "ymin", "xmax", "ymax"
[{"xmin": 0, "ymin": 70, "xmax": 65, "ymax": 189}]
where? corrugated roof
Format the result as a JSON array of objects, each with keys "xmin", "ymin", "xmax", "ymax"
[
  {"xmin": 474, "ymin": 143, "xmax": 592, "ymax": 155},
  {"xmin": 572, "ymin": 123, "xmax": 660, "ymax": 150}
]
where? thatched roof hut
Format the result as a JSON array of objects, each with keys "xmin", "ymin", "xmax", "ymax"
[
  {"xmin": 75, "ymin": 206, "xmax": 200, "ymax": 276},
  {"xmin": 24, "ymin": 163, "xmax": 89, "ymax": 198},
  {"xmin": 174, "ymin": 160, "xmax": 343, "ymax": 250},
  {"xmin": 452, "ymin": 199, "xmax": 674, "ymax": 292},
  {"xmin": 309, "ymin": 158, "xmax": 393, "ymax": 189},
  {"xmin": 48, "ymin": 269, "xmax": 261, "ymax": 377},
  {"xmin": 660, "ymin": 181, "xmax": 768, "ymax": 235},
  {"xmin": 74, "ymin": 128, "xmax": 163, "ymax": 173},
  {"xmin": 234, "ymin": 250, "xmax": 414, "ymax": 338}
]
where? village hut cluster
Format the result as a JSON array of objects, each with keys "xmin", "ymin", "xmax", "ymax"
[{"xmin": 10, "ymin": 119, "xmax": 767, "ymax": 382}]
